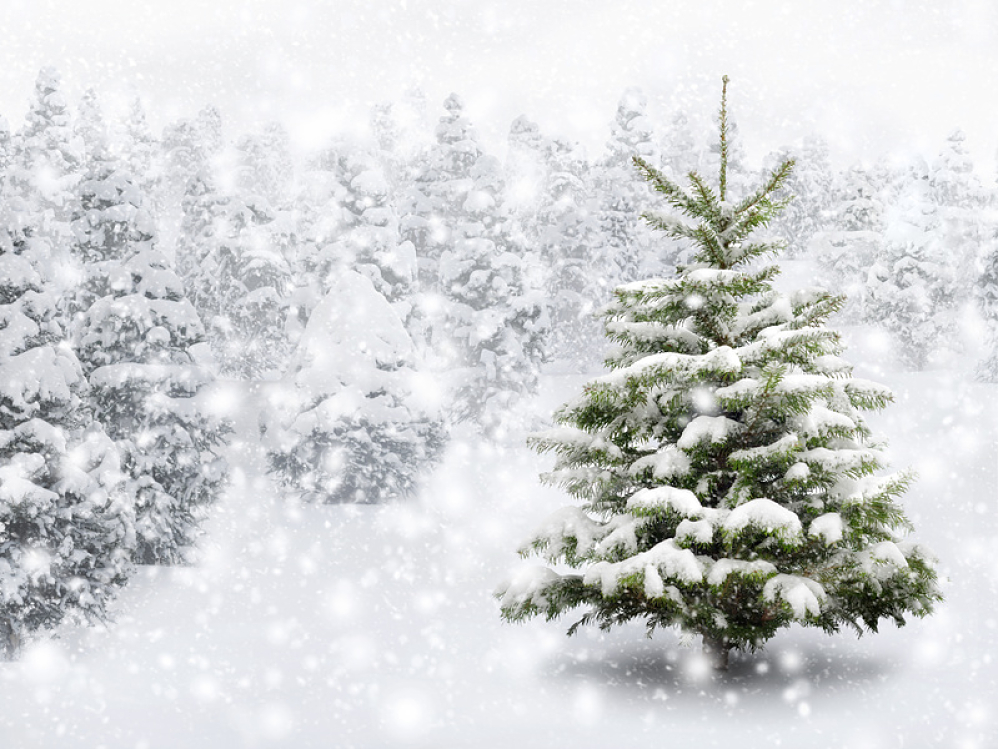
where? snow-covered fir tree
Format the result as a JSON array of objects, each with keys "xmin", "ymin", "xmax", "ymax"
[
  {"xmin": 497, "ymin": 78, "xmax": 940, "ymax": 670},
  {"xmin": 65, "ymin": 130, "xmax": 155, "ymax": 322},
  {"xmin": 0, "ymin": 116, "xmax": 11, "ymax": 199},
  {"xmin": 286, "ymin": 146, "xmax": 352, "ymax": 333},
  {"xmin": 79, "ymin": 251, "xmax": 230, "ymax": 564},
  {"xmin": 235, "ymin": 123, "xmax": 294, "ymax": 210},
  {"xmin": 928, "ymin": 129, "xmax": 991, "ymax": 304},
  {"xmin": 866, "ymin": 160, "xmax": 962, "ymax": 369},
  {"xmin": 439, "ymin": 151, "xmax": 549, "ymax": 435},
  {"xmin": 266, "ymin": 271, "xmax": 445, "ymax": 503},
  {"xmin": 160, "ymin": 104, "xmax": 225, "ymax": 222},
  {"xmin": 593, "ymin": 88, "xmax": 663, "ymax": 285},
  {"xmin": 811, "ymin": 164, "xmax": 888, "ymax": 323},
  {"xmin": 400, "ymin": 95, "xmax": 549, "ymax": 434},
  {"xmin": 68, "ymin": 139, "xmax": 229, "ymax": 564},
  {"xmin": 177, "ymin": 169, "xmax": 294, "ymax": 379},
  {"xmin": 399, "ymin": 93, "xmax": 481, "ymax": 293},
  {"xmin": 8, "ymin": 68, "xmax": 83, "ymax": 291},
  {"xmin": 976, "ymin": 239, "xmax": 998, "ymax": 381},
  {"xmin": 74, "ymin": 89, "xmax": 108, "ymax": 170},
  {"xmin": 328, "ymin": 147, "xmax": 417, "ymax": 311},
  {"xmin": 766, "ymin": 135, "xmax": 833, "ymax": 259},
  {"xmin": 0, "ymin": 184, "xmax": 134, "ymax": 657},
  {"xmin": 506, "ymin": 117, "xmax": 604, "ymax": 370},
  {"xmin": 660, "ymin": 109, "xmax": 699, "ymax": 182}
]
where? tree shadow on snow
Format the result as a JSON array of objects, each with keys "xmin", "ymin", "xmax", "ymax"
[{"xmin": 539, "ymin": 639, "xmax": 897, "ymax": 708}]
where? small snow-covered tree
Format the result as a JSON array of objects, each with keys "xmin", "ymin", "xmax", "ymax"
[
  {"xmin": 328, "ymin": 148, "xmax": 417, "ymax": 311},
  {"xmin": 438, "ymin": 142, "xmax": 549, "ymax": 433},
  {"xmin": 0, "ymin": 115, "xmax": 10, "ymax": 176},
  {"xmin": 399, "ymin": 93, "xmax": 481, "ymax": 293},
  {"xmin": 660, "ymin": 109, "xmax": 699, "ymax": 182},
  {"xmin": 497, "ymin": 78, "xmax": 940, "ymax": 670},
  {"xmin": 267, "ymin": 271, "xmax": 445, "ymax": 503},
  {"xmin": 1, "ymin": 196, "xmax": 134, "ymax": 656}
]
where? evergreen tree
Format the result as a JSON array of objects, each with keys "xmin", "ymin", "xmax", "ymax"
[
  {"xmin": 399, "ymin": 93, "xmax": 482, "ymax": 293},
  {"xmin": 177, "ymin": 169, "xmax": 294, "ymax": 379},
  {"xmin": 593, "ymin": 88, "xmax": 663, "ymax": 284},
  {"xmin": 286, "ymin": 146, "xmax": 353, "ymax": 335},
  {"xmin": 9, "ymin": 68, "xmax": 83, "ymax": 291},
  {"xmin": 80, "ymin": 250, "xmax": 230, "ymax": 564},
  {"xmin": 812, "ymin": 164, "xmax": 888, "ymax": 323},
  {"xmin": 497, "ymin": 78, "xmax": 940, "ymax": 670},
  {"xmin": 439, "ymin": 152, "xmax": 549, "ymax": 434},
  {"xmin": 766, "ymin": 135, "xmax": 833, "ymax": 259},
  {"xmin": 866, "ymin": 160, "xmax": 961, "ymax": 369},
  {"xmin": 74, "ymin": 88, "xmax": 107, "ymax": 169},
  {"xmin": 0, "ymin": 115, "xmax": 11, "ymax": 192},
  {"xmin": 976, "ymin": 239, "xmax": 998, "ymax": 381},
  {"xmin": 68, "ymin": 140, "xmax": 229, "ymax": 564},
  {"xmin": 399, "ymin": 95, "xmax": 549, "ymax": 433},
  {"xmin": 327, "ymin": 147, "xmax": 417, "ymax": 312},
  {"xmin": 235, "ymin": 123, "xmax": 294, "ymax": 210},
  {"xmin": 928, "ymin": 129, "xmax": 991, "ymax": 305},
  {"xmin": 505, "ymin": 117, "xmax": 604, "ymax": 370},
  {"xmin": 1, "ymin": 178, "xmax": 134, "ymax": 657},
  {"xmin": 267, "ymin": 271, "xmax": 445, "ymax": 503},
  {"xmin": 121, "ymin": 98, "xmax": 159, "ymax": 187},
  {"xmin": 660, "ymin": 109, "xmax": 699, "ymax": 182}
]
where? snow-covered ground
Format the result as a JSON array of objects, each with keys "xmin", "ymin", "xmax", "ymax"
[{"xmin": 1, "ymin": 293, "xmax": 996, "ymax": 748}]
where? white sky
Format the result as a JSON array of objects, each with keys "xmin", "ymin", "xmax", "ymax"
[{"xmin": 1, "ymin": 0, "xmax": 996, "ymax": 171}]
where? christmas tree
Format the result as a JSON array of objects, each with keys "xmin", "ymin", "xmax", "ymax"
[{"xmin": 497, "ymin": 77, "xmax": 940, "ymax": 669}]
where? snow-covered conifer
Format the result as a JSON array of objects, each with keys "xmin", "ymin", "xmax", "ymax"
[
  {"xmin": 68, "ymin": 141, "xmax": 229, "ymax": 565},
  {"xmin": 498, "ymin": 78, "xmax": 940, "ymax": 670},
  {"xmin": 74, "ymin": 89, "xmax": 107, "ymax": 169},
  {"xmin": 439, "ymin": 151, "xmax": 549, "ymax": 434},
  {"xmin": 866, "ymin": 161, "xmax": 961, "ymax": 369},
  {"xmin": 976, "ymin": 240, "xmax": 998, "ymax": 381},
  {"xmin": 811, "ymin": 165, "xmax": 887, "ymax": 322},
  {"xmin": 399, "ymin": 93, "xmax": 481, "ymax": 292},
  {"xmin": 236, "ymin": 123, "xmax": 294, "ymax": 209},
  {"xmin": 161, "ymin": 105, "xmax": 224, "ymax": 212},
  {"xmin": 399, "ymin": 96, "xmax": 549, "ymax": 432},
  {"xmin": 267, "ymin": 271, "xmax": 445, "ymax": 503},
  {"xmin": 177, "ymin": 170, "xmax": 294, "ymax": 379},
  {"xmin": 79, "ymin": 250, "xmax": 229, "ymax": 564},
  {"xmin": 329, "ymin": 148, "xmax": 416, "ymax": 310},
  {"xmin": 593, "ymin": 88, "xmax": 664, "ymax": 284},
  {"xmin": 506, "ymin": 118, "xmax": 604, "ymax": 369},
  {"xmin": 0, "ymin": 186, "xmax": 134, "ymax": 656},
  {"xmin": 660, "ymin": 110, "xmax": 699, "ymax": 182},
  {"xmin": 767, "ymin": 135, "xmax": 833, "ymax": 259},
  {"xmin": 8, "ymin": 68, "xmax": 83, "ymax": 289}
]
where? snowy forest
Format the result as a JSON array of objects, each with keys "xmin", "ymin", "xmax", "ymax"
[{"xmin": 1, "ymin": 65, "xmax": 996, "ymax": 747}]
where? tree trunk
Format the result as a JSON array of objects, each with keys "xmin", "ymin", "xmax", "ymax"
[{"xmin": 702, "ymin": 634, "xmax": 731, "ymax": 671}]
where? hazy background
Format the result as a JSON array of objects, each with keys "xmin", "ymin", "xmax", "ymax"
[{"xmin": 1, "ymin": 0, "xmax": 996, "ymax": 169}]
